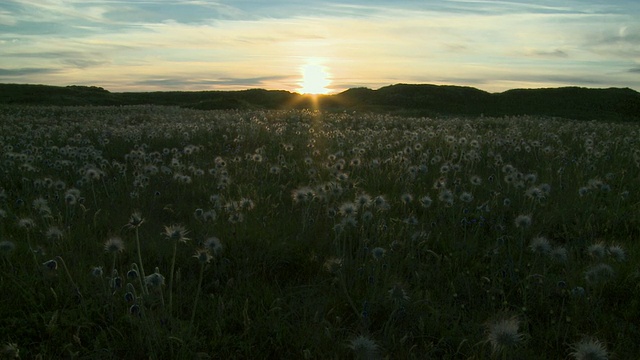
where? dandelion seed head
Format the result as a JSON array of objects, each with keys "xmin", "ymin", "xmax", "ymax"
[
  {"xmin": 204, "ymin": 237, "xmax": 223, "ymax": 255},
  {"xmin": 514, "ymin": 214, "xmax": 532, "ymax": 229},
  {"xmin": 371, "ymin": 247, "xmax": 386, "ymax": 260},
  {"xmin": 347, "ymin": 335, "xmax": 378, "ymax": 360},
  {"xmin": 587, "ymin": 242, "xmax": 607, "ymax": 259},
  {"xmin": 17, "ymin": 218, "xmax": 35, "ymax": 230},
  {"xmin": 388, "ymin": 283, "xmax": 410, "ymax": 304},
  {"xmin": 529, "ymin": 236, "xmax": 551, "ymax": 255},
  {"xmin": 570, "ymin": 337, "xmax": 609, "ymax": 360},
  {"xmin": 127, "ymin": 211, "xmax": 144, "ymax": 228},
  {"xmin": 419, "ymin": 195, "xmax": 432, "ymax": 208},
  {"xmin": 459, "ymin": 192, "xmax": 473, "ymax": 203},
  {"xmin": 193, "ymin": 248, "xmax": 213, "ymax": 264},
  {"xmin": 607, "ymin": 244, "xmax": 625, "ymax": 262},
  {"xmin": 163, "ymin": 225, "xmax": 190, "ymax": 243},
  {"xmin": 339, "ymin": 202, "xmax": 358, "ymax": 217},
  {"xmin": 1, "ymin": 342, "xmax": 19, "ymax": 359},
  {"xmin": 549, "ymin": 246, "xmax": 568, "ymax": 263},
  {"xmin": 104, "ymin": 237, "xmax": 125, "ymax": 253},
  {"xmin": 0, "ymin": 240, "xmax": 16, "ymax": 256},
  {"xmin": 323, "ymin": 257, "xmax": 343, "ymax": 274},
  {"xmin": 584, "ymin": 263, "xmax": 614, "ymax": 285},
  {"xmin": 485, "ymin": 315, "xmax": 525, "ymax": 354},
  {"xmin": 91, "ymin": 266, "xmax": 103, "ymax": 277},
  {"xmin": 145, "ymin": 271, "xmax": 165, "ymax": 288}
]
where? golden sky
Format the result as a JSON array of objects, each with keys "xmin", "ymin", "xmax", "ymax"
[{"xmin": 1, "ymin": 0, "xmax": 639, "ymax": 93}]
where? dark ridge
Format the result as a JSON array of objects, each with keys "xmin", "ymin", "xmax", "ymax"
[{"xmin": 1, "ymin": 83, "xmax": 638, "ymax": 121}]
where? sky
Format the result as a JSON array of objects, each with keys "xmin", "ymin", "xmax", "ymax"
[{"xmin": 1, "ymin": 0, "xmax": 639, "ymax": 94}]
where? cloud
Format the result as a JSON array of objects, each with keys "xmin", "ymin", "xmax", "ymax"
[
  {"xmin": 129, "ymin": 75, "xmax": 292, "ymax": 90},
  {"xmin": 524, "ymin": 49, "xmax": 569, "ymax": 58},
  {"xmin": 0, "ymin": 67, "xmax": 59, "ymax": 76},
  {"xmin": 62, "ymin": 59, "xmax": 111, "ymax": 69},
  {"xmin": 629, "ymin": 67, "xmax": 640, "ymax": 73}
]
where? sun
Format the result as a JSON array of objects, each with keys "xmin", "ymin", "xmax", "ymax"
[{"xmin": 298, "ymin": 59, "xmax": 331, "ymax": 95}]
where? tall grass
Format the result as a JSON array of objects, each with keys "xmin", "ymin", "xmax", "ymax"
[{"xmin": 0, "ymin": 105, "xmax": 638, "ymax": 359}]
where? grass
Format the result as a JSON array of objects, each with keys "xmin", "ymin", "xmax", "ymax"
[{"xmin": 0, "ymin": 105, "xmax": 639, "ymax": 359}]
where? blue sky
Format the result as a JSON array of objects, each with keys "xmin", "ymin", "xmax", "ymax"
[{"xmin": 1, "ymin": 0, "xmax": 639, "ymax": 93}]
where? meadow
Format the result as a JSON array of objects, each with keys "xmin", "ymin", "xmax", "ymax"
[{"xmin": 0, "ymin": 105, "xmax": 638, "ymax": 359}]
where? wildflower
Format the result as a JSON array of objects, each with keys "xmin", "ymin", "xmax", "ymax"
[
  {"xmin": 45, "ymin": 226, "xmax": 64, "ymax": 242},
  {"xmin": 90, "ymin": 266, "xmax": 103, "ymax": 277},
  {"xmin": 127, "ymin": 269, "xmax": 138, "ymax": 280},
  {"xmin": 355, "ymin": 193, "xmax": 372, "ymax": 208},
  {"xmin": 335, "ymin": 172, "xmax": 349, "ymax": 182},
  {"xmin": 228, "ymin": 212, "xmax": 244, "ymax": 224},
  {"xmin": 388, "ymin": 283, "xmax": 410, "ymax": 304},
  {"xmin": 459, "ymin": 192, "xmax": 473, "ymax": 203},
  {"xmin": 0, "ymin": 240, "xmax": 16, "ymax": 256},
  {"xmin": 438, "ymin": 189, "xmax": 454, "ymax": 206},
  {"xmin": 291, "ymin": 186, "xmax": 314, "ymax": 203},
  {"xmin": 578, "ymin": 187, "xmax": 589, "ymax": 197},
  {"xmin": 193, "ymin": 249, "xmax": 213, "ymax": 265},
  {"xmin": 400, "ymin": 193, "xmax": 413, "ymax": 205},
  {"xmin": 371, "ymin": 247, "xmax": 386, "ymax": 260},
  {"xmin": 587, "ymin": 242, "xmax": 606, "ymax": 260},
  {"xmin": 104, "ymin": 237, "xmax": 125, "ymax": 253},
  {"xmin": 529, "ymin": 236, "xmax": 551, "ymax": 255},
  {"xmin": 571, "ymin": 286, "xmax": 586, "ymax": 297},
  {"xmin": 373, "ymin": 195, "xmax": 389, "ymax": 210},
  {"xmin": 240, "ymin": 197, "xmax": 255, "ymax": 211},
  {"xmin": 347, "ymin": 335, "xmax": 378, "ymax": 360},
  {"xmin": 1, "ymin": 342, "xmax": 19, "ymax": 359},
  {"xmin": 145, "ymin": 270, "xmax": 165, "ymax": 288},
  {"xmin": 32, "ymin": 197, "xmax": 49, "ymax": 212},
  {"xmin": 17, "ymin": 218, "xmax": 35, "ymax": 230},
  {"xmin": 204, "ymin": 237, "xmax": 223, "ymax": 255},
  {"xmin": 470, "ymin": 175, "xmax": 482, "ymax": 186},
  {"xmin": 485, "ymin": 315, "xmax": 525, "ymax": 355},
  {"xmin": 419, "ymin": 195, "xmax": 432, "ymax": 208},
  {"xmin": 584, "ymin": 263, "xmax": 614, "ymax": 285},
  {"xmin": 525, "ymin": 186, "xmax": 545, "ymax": 201},
  {"xmin": 341, "ymin": 216, "xmax": 358, "ymax": 228},
  {"xmin": 514, "ymin": 214, "xmax": 532, "ymax": 229},
  {"xmin": 549, "ymin": 246, "xmax": 568, "ymax": 263},
  {"xmin": 127, "ymin": 211, "xmax": 145, "ymax": 228},
  {"xmin": 129, "ymin": 304, "xmax": 141, "ymax": 316},
  {"xmin": 43, "ymin": 259, "xmax": 58, "ymax": 271},
  {"xmin": 607, "ymin": 244, "xmax": 626, "ymax": 262},
  {"xmin": 339, "ymin": 202, "xmax": 358, "ymax": 217},
  {"xmin": 163, "ymin": 225, "xmax": 190, "ymax": 243},
  {"xmin": 202, "ymin": 210, "xmax": 217, "ymax": 222},
  {"xmin": 570, "ymin": 337, "xmax": 609, "ymax": 360},
  {"xmin": 323, "ymin": 257, "xmax": 343, "ymax": 274}
]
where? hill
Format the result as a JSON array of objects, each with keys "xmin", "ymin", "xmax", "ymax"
[{"xmin": 1, "ymin": 83, "xmax": 638, "ymax": 121}]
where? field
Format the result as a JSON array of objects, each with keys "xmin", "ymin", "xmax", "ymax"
[{"xmin": 0, "ymin": 105, "xmax": 639, "ymax": 359}]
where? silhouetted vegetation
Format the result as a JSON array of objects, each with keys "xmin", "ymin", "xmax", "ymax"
[{"xmin": 1, "ymin": 82, "xmax": 638, "ymax": 121}]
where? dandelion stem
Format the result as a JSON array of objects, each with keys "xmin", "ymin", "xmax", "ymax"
[
  {"xmin": 26, "ymin": 231, "xmax": 39, "ymax": 268},
  {"xmin": 168, "ymin": 240, "xmax": 178, "ymax": 320},
  {"xmin": 189, "ymin": 261, "xmax": 205, "ymax": 334},
  {"xmin": 55, "ymin": 256, "xmax": 82, "ymax": 303},
  {"xmin": 134, "ymin": 227, "xmax": 148, "ymax": 295}
]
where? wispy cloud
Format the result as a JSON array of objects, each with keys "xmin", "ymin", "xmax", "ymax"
[{"xmin": 0, "ymin": 67, "xmax": 59, "ymax": 76}]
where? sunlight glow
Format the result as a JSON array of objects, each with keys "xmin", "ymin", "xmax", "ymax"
[{"xmin": 298, "ymin": 59, "xmax": 331, "ymax": 94}]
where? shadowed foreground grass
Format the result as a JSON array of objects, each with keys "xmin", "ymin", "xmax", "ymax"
[{"xmin": 0, "ymin": 105, "xmax": 639, "ymax": 359}]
